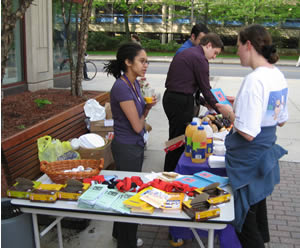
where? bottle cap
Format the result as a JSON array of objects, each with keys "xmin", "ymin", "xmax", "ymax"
[
  {"xmin": 202, "ymin": 121, "xmax": 209, "ymax": 125},
  {"xmin": 198, "ymin": 126, "xmax": 204, "ymax": 130},
  {"xmin": 192, "ymin": 117, "xmax": 200, "ymax": 125},
  {"xmin": 191, "ymin": 122, "xmax": 197, "ymax": 125}
]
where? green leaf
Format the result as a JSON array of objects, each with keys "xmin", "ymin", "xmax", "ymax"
[
  {"xmin": 34, "ymin": 99, "xmax": 52, "ymax": 108},
  {"xmin": 17, "ymin": 125, "xmax": 26, "ymax": 130}
]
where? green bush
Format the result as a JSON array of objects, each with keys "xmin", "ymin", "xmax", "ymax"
[
  {"xmin": 87, "ymin": 29, "xmax": 299, "ymax": 52},
  {"xmin": 87, "ymin": 32, "xmax": 181, "ymax": 52},
  {"xmin": 87, "ymin": 32, "xmax": 126, "ymax": 51},
  {"xmin": 141, "ymin": 37, "xmax": 180, "ymax": 52}
]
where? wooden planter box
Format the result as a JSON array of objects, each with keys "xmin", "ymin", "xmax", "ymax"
[{"xmin": 1, "ymin": 92, "xmax": 110, "ymax": 196}]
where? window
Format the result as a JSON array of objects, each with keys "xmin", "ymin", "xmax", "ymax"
[
  {"xmin": 2, "ymin": 0, "xmax": 24, "ymax": 85},
  {"xmin": 52, "ymin": 0, "xmax": 79, "ymax": 75}
]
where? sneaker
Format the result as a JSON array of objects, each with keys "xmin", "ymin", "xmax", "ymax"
[
  {"xmin": 113, "ymin": 237, "xmax": 143, "ymax": 247},
  {"xmin": 137, "ymin": 238, "xmax": 143, "ymax": 247},
  {"xmin": 169, "ymin": 238, "xmax": 184, "ymax": 247}
]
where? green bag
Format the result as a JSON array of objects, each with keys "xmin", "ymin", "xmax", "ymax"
[{"xmin": 37, "ymin": 135, "xmax": 74, "ymax": 162}]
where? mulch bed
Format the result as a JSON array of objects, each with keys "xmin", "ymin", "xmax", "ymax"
[{"xmin": 1, "ymin": 89, "xmax": 102, "ymax": 139}]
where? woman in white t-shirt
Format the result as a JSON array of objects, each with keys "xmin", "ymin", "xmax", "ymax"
[{"xmin": 217, "ymin": 25, "xmax": 288, "ymax": 248}]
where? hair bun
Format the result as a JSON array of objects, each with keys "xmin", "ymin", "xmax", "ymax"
[{"xmin": 262, "ymin": 45, "xmax": 276, "ymax": 59}]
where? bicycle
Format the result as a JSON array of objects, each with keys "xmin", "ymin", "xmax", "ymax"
[
  {"xmin": 58, "ymin": 54, "xmax": 97, "ymax": 81},
  {"xmin": 83, "ymin": 60, "xmax": 97, "ymax": 81}
]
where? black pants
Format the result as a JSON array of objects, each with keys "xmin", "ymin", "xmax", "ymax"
[
  {"xmin": 162, "ymin": 90, "xmax": 194, "ymax": 172},
  {"xmin": 237, "ymin": 198, "xmax": 270, "ymax": 248},
  {"xmin": 111, "ymin": 139, "xmax": 144, "ymax": 248}
]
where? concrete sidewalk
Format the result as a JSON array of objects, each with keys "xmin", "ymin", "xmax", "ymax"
[
  {"xmin": 45, "ymin": 56, "xmax": 300, "ymax": 248},
  {"xmin": 82, "ymin": 71, "xmax": 300, "ymax": 163}
]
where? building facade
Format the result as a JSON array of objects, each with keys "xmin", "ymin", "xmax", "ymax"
[
  {"xmin": 2, "ymin": 0, "xmax": 299, "ymax": 96},
  {"xmin": 2, "ymin": 0, "xmax": 78, "ymax": 96}
]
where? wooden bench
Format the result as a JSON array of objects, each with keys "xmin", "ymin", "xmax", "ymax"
[{"xmin": 1, "ymin": 92, "xmax": 110, "ymax": 196}]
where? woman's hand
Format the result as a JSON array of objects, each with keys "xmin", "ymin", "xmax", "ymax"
[
  {"xmin": 226, "ymin": 96, "xmax": 235, "ymax": 105},
  {"xmin": 145, "ymin": 95, "xmax": 158, "ymax": 110},
  {"xmin": 216, "ymin": 103, "xmax": 233, "ymax": 117}
]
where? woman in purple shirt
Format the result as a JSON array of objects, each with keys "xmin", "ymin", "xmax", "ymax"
[{"xmin": 104, "ymin": 42, "xmax": 156, "ymax": 248}]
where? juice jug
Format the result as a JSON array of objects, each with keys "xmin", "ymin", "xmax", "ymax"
[
  {"xmin": 202, "ymin": 121, "xmax": 213, "ymax": 157},
  {"xmin": 191, "ymin": 126, "xmax": 207, "ymax": 163},
  {"xmin": 184, "ymin": 122, "xmax": 198, "ymax": 157}
]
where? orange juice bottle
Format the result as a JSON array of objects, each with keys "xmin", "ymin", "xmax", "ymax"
[
  {"xmin": 184, "ymin": 122, "xmax": 198, "ymax": 157},
  {"xmin": 191, "ymin": 126, "xmax": 207, "ymax": 163}
]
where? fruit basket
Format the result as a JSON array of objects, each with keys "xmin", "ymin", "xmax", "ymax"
[{"xmin": 40, "ymin": 159, "xmax": 104, "ymax": 184}]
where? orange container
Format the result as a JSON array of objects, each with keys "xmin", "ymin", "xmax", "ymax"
[
  {"xmin": 185, "ymin": 122, "xmax": 198, "ymax": 157},
  {"xmin": 191, "ymin": 126, "xmax": 207, "ymax": 163}
]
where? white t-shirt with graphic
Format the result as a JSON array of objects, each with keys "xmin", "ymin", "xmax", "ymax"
[{"xmin": 233, "ymin": 66, "xmax": 288, "ymax": 137}]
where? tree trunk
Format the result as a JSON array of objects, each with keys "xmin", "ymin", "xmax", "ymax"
[
  {"xmin": 61, "ymin": 0, "xmax": 77, "ymax": 96},
  {"xmin": 74, "ymin": 0, "xmax": 93, "ymax": 97},
  {"xmin": 1, "ymin": 0, "xmax": 34, "ymax": 84},
  {"xmin": 124, "ymin": 0, "xmax": 130, "ymax": 41}
]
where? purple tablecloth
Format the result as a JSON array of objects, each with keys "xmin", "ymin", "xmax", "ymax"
[
  {"xmin": 169, "ymin": 153, "xmax": 241, "ymax": 248},
  {"xmin": 175, "ymin": 153, "xmax": 227, "ymax": 177}
]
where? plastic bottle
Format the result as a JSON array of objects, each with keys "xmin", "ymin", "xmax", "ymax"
[
  {"xmin": 192, "ymin": 117, "xmax": 201, "ymax": 126},
  {"xmin": 191, "ymin": 126, "xmax": 207, "ymax": 163},
  {"xmin": 202, "ymin": 121, "xmax": 214, "ymax": 157},
  {"xmin": 184, "ymin": 122, "xmax": 198, "ymax": 157}
]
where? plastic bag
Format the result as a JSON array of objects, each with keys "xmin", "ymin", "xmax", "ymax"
[
  {"xmin": 37, "ymin": 135, "xmax": 74, "ymax": 162},
  {"xmin": 84, "ymin": 99, "xmax": 106, "ymax": 121}
]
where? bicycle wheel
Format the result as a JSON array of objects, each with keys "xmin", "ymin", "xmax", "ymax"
[{"xmin": 84, "ymin": 61, "xmax": 97, "ymax": 81}]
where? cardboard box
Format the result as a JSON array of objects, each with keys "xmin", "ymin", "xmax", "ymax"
[
  {"xmin": 164, "ymin": 135, "xmax": 185, "ymax": 153},
  {"xmin": 7, "ymin": 181, "xmax": 41, "ymax": 199},
  {"xmin": 145, "ymin": 122, "xmax": 152, "ymax": 132},
  {"xmin": 90, "ymin": 120, "xmax": 114, "ymax": 138},
  {"xmin": 58, "ymin": 183, "xmax": 90, "ymax": 201},
  {"xmin": 182, "ymin": 193, "xmax": 220, "ymax": 221},
  {"xmin": 77, "ymin": 138, "xmax": 114, "ymax": 169},
  {"xmin": 105, "ymin": 102, "xmax": 112, "ymax": 120},
  {"xmin": 194, "ymin": 183, "xmax": 231, "ymax": 205},
  {"xmin": 30, "ymin": 184, "xmax": 63, "ymax": 203}
]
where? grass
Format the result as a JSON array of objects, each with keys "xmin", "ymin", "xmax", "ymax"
[{"xmin": 88, "ymin": 50, "xmax": 298, "ymax": 60}]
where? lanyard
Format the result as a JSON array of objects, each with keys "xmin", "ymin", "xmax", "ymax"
[{"xmin": 123, "ymin": 74, "xmax": 141, "ymax": 102}]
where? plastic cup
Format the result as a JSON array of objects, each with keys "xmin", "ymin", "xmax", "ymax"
[{"xmin": 144, "ymin": 88, "xmax": 155, "ymax": 104}]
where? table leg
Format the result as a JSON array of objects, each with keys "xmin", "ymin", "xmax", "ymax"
[
  {"xmin": 57, "ymin": 220, "xmax": 64, "ymax": 248},
  {"xmin": 207, "ymin": 229, "xmax": 214, "ymax": 248},
  {"xmin": 32, "ymin": 213, "xmax": 41, "ymax": 248},
  {"xmin": 190, "ymin": 228, "xmax": 206, "ymax": 248}
]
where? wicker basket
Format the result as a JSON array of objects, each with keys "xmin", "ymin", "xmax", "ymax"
[{"xmin": 40, "ymin": 159, "xmax": 104, "ymax": 184}]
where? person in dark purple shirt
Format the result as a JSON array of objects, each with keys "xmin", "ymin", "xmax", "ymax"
[
  {"xmin": 104, "ymin": 42, "xmax": 157, "ymax": 248},
  {"xmin": 163, "ymin": 33, "xmax": 223, "ymax": 172}
]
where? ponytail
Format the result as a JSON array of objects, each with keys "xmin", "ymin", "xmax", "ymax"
[
  {"xmin": 103, "ymin": 60, "xmax": 122, "ymax": 79},
  {"xmin": 103, "ymin": 42, "xmax": 144, "ymax": 79},
  {"xmin": 239, "ymin": 24, "xmax": 279, "ymax": 64}
]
